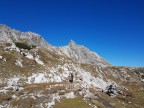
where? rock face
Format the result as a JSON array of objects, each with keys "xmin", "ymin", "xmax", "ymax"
[
  {"xmin": 59, "ymin": 40, "xmax": 110, "ymax": 66},
  {"xmin": 0, "ymin": 24, "xmax": 51, "ymax": 48}
]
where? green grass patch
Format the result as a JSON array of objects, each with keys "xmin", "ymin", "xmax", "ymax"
[{"xmin": 54, "ymin": 97, "xmax": 91, "ymax": 108}]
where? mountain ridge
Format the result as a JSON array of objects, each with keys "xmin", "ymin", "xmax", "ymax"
[{"xmin": 0, "ymin": 24, "xmax": 110, "ymax": 67}]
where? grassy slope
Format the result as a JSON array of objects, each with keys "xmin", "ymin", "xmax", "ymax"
[{"xmin": 0, "ymin": 45, "xmax": 144, "ymax": 108}]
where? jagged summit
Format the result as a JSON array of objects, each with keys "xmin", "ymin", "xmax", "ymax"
[
  {"xmin": 60, "ymin": 39, "xmax": 110, "ymax": 67},
  {"xmin": 68, "ymin": 40, "xmax": 77, "ymax": 46}
]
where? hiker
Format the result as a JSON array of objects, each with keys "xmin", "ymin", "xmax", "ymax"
[
  {"xmin": 79, "ymin": 76, "xmax": 83, "ymax": 81},
  {"xmin": 69, "ymin": 73, "xmax": 74, "ymax": 83}
]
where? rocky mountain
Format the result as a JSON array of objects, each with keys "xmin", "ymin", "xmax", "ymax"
[
  {"xmin": 0, "ymin": 24, "xmax": 51, "ymax": 48},
  {"xmin": 58, "ymin": 40, "xmax": 110, "ymax": 67},
  {"xmin": 0, "ymin": 24, "xmax": 144, "ymax": 108},
  {"xmin": 0, "ymin": 24, "xmax": 110, "ymax": 67}
]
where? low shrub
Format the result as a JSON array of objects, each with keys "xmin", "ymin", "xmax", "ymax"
[{"xmin": 15, "ymin": 42, "xmax": 31, "ymax": 50}]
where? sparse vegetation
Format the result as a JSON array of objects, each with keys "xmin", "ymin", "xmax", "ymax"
[{"xmin": 15, "ymin": 42, "xmax": 31, "ymax": 50}]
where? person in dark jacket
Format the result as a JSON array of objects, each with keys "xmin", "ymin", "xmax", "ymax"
[{"xmin": 69, "ymin": 73, "xmax": 74, "ymax": 83}]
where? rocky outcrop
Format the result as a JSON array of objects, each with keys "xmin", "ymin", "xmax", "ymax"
[
  {"xmin": 0, "ymin": 24, "xmax": 51, "ymax": 48},
  {"xmin": 58, "ymin": 40, "xmax": 110, "ymax": 67}
]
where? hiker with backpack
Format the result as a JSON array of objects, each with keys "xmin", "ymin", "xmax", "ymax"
[{"xmin": 69, "ymin": 73, "xmax": 74, "ymax": 83}]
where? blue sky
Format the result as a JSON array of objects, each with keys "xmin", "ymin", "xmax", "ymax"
[{"xmin": 0, "ymin": 0, "xmax": 144, "ymax": 67}]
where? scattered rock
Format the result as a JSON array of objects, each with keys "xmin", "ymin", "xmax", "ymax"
[
  {"xmin": 105, "ymin": 83, "xmax": 119, "ymax": 96},
  {"xmin": 15, "ymin": 58, "xmax": 23, "ymax": 67}
]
